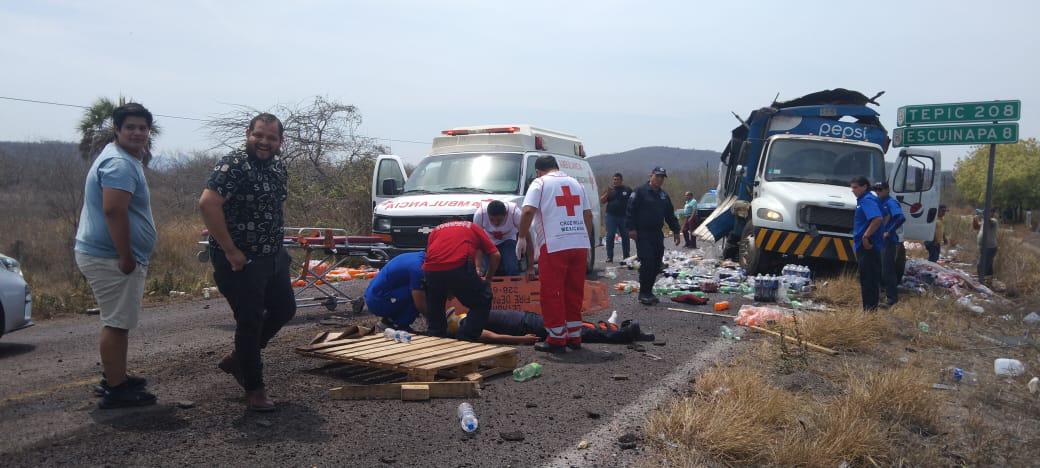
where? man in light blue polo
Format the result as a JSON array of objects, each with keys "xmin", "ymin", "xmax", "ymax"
[{"xmin": 74, "ymin": 102, "xmax": 158, "ymax": 409}]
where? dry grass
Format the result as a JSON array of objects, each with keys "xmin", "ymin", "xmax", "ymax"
[
  {"xmin": 795, "ymin": 307, "xmax": 893, "ymax": 352},
  {"xmin": 647, "ymin": 363, "xmax": 805, "ymax": 464},
  {"xmin": 812, "ymin": 273, "xmax": 861, "ymax": 309}
]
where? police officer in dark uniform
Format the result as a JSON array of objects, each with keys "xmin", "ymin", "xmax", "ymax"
[{"xmin": 626, "ymin": 167, "xmax": 681, "ymax": 305}]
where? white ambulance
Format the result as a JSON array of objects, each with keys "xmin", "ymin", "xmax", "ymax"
[{"xmin": 371, "ymin": 124, "xmax": 601, "ymax": 271}]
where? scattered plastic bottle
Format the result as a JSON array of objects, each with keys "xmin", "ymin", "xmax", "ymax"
[
  {"xmin": 607, "ymin": 310, "xmax": 619, "ymax": 325},
  {"xmin": 942, "ymin": 366, "xmax": 978, "ymax": 385},
  {"xmin": 720, "ymin": 325, "xmax": 740, "ymax": 340},
  {"xmin": 917, "ymin": 322, "xmax": 930, "ymax": 333},
  {"xmin": 512, "ymin": 362, "xmax": 543, "ymax": 382},
  {"xmin": 457, "ymin": 402, "xmax": 479, "ymax": 433},
  {"xmin": 714, "ymin": 301, "xmax": 730, "ymax": 312},
  {"xmin": 383, "ymin": 328, "xmax": 412, "ymax": 343},
  {"xmin": 994, "ymin": 358, "xmax": 1025, "ymax": 377}
]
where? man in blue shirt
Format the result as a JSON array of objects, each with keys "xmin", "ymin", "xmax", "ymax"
[
  {"xmin": 875, "ymin": 182, "xmax": 906, "ymax": 307},
  {"xmin": 851, "ymin": 177, "xmax": 884, "ymax": 311},
  {"xmin": 364, "ymin": 252, "xmax": 427, "ymax": 331},
  {"xmin": 74, "ymin": 103, "xmax": 158, "ymax": 409}
]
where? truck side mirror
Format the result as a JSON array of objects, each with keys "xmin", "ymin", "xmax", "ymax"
[{"xmin": 381, "ymin": 178, "xmax": 399, "ymax": 196}]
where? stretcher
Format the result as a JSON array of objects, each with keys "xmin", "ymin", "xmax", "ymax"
[{"xmin": 197, "ymin": 227, "xmax": 392, "ymax": 312}]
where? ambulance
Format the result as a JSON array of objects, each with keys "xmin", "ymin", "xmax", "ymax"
[{"xmin": 371, "ymin": 124, "xmax": 601, "ymax": 271}]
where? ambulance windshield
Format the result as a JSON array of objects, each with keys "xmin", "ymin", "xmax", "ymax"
[
  {"xmin": 404, "ymin": 152, "xmax": 523, "ymax": 194},
  {"xmin": 763, "ymin": 139, "xmax": 884, "ymax": 187}
]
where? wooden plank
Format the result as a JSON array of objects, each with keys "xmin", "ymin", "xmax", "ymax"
[
  {"xmin": 378, "ymin": 342, "xmax": 495, "ymax": 366},
  {"xmin": 413, "ymin": 347, "xmax": 517, "ymax": 370},
  {"xmin": 322, "ymin": 336, "xmax": 437, "ymax": 358},
  {"xmin": 298, "ymin": 334, "xmax": 383, "ymax": 352},
  {"xmin": 748, "ymin": 325, "xmax": 839, "ymax": 356},
  {"xmin": 349, "ymin": 339, "xmax": 482, "ymax": 361},
  {"xmin": 401, "ymin": 384, "xmax": 430, "ymax": 401},
  {"xmin": 301, "ymin": 335, "xmax": 429, "ymax": 356},
  {"xmin": 666, "ymin": 307, "xmax": 737, "ymax": 319}
]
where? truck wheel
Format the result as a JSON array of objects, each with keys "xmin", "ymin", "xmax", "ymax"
[{"xmin": 739, "ymin": 223, "xmax": 772, "ymax": 275}]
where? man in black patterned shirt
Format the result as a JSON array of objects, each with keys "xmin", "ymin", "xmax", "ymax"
[{"xmin": 199, "ymin": 113, "xmax": 293, "ymax": 412}]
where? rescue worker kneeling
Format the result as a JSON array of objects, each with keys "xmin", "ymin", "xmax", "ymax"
[{"xmin": 363, "ymin": 251, "xmax": 426, "ymax": 332}]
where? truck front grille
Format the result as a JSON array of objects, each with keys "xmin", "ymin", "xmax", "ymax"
[{"xmin": 802, "ymin": 206, "xmax": 854, "ymax": 234}]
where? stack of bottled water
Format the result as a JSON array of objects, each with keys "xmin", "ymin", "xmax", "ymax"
[
  {"xmin": 753, "ymin": 275, "xmax": 781, "ymax": 302},
  {"xmin": 781, "ymin": 264, "xmax": 812, "ymax": 279}
]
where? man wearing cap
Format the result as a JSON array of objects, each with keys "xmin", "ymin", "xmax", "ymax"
[
  {"xmin": 626, "ymin": 167, "xmax": 681, "ymax": 305},
  {"xmin": 875, "ymin": 182, "xmax": 905, "ymax": 307},
  {"xmin": 364, "ymin": 251, "xmax": 426, "ymax": 331}
]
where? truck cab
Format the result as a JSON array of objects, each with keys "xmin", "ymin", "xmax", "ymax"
[
  {"xmin": 696, "ymin": 89, "xmax": 942, "ymax": 274},
  {"xmin": 371, "ymin": 124, "xmax": 601, "ymax": 271}
]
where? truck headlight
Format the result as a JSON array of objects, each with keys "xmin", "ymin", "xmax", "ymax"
[
  {"xmin": 374, "ymin": 217, "xmax": 392, "ymax": 232},
  {"xmin": 757, "ymin": 208, "xmax": 784, "ymax": 222},
  {"xmin": 0, "ymin": 255, "xmax": 22, "ymax": 277}
]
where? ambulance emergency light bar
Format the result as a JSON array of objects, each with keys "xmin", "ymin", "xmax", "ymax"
[
  {"xmin": 438, "ymin": 126, "xmax": 584, "ymax": 156},
  {"xmin": 441, "ymin": 127, "xmax": 520, "ymax": 136}
]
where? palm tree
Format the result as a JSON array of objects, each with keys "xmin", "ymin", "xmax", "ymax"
[{"xmin": 77, "ymin": 96, "xmax": 161, "ymax": 166}]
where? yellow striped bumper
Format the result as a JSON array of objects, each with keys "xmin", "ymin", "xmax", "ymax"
[{"xmin": 756, "ymin": 228, "xmax": 856, "ymax": 262}]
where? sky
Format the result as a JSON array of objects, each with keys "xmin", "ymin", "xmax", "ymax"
[{"xmin": 1, "ymin": 0, "xmax": 1037, "ymax": 169}]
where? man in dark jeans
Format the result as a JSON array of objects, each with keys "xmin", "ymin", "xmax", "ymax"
[
  {"xmin": 422, "ymin": 221, "xmax": 501, "ymax": 341},
  {"xmin": 599, "ymin": 173, "xmax": 632, "ymax": 262},
  {"xmin": 199, "ymin": 113, "xmax": 294, "ymax": 412},
  {"xmin": 851, "ymin": 177, "xmax": 884, "ymax": 311},
  {"xmin": 626, "ymin": 167, "xmax": 681, "ymax": 305}
]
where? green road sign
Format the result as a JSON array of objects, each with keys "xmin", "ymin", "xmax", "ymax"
[
  {"xmin": 892, "ymin": 123, "xmax": 1018, "ymax": 147},
  {"xmin": 897, "ymin": 100, "xmax": 1020, "ymax": 126}
]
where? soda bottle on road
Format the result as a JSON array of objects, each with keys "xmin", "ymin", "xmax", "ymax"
[
  {"xmin": 457, "ymin": 402, "xmax": 479, "ymax": 433},
  {"xmin": 512, "ymin": 363, "xmax": 543, "ymax": 382}
]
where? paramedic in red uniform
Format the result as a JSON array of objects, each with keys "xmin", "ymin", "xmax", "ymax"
[
  {"xmin": 517, "ymin": 155, "xmax": 595, "ymax": 353},
  {"xmin": 422, "ymin": 221, "xmax": 501, "ymax": 341}
]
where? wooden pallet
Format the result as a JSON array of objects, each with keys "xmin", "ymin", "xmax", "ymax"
[{"xmin": 296, "ymin": 334, "xmax": 518, "ymax": 383}]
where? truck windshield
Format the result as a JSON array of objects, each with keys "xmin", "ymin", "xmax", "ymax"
[
  {"xmin": 404, "ymin": 152, "xmax": 523, "ymax": 194},
  {"xmin": 763, "ymin": 139, "xmax": 884, "ymax": 187}
]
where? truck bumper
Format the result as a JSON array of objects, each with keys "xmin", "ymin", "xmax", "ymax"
[{"xmin": 755, "ymin": 228, "xmax": 856, "ymax": 262}]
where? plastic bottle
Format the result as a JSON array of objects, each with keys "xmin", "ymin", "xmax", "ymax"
[
  {"xmin": 512, "ymin": 363, "xmax": 543, "ymax": 382},
  {"xmin": 715, "ymin": 301, "xmax": 731, "ymax": 311},
  {"xmin": 720, "ymin": 325, "xmax": 740, "ymax": 340},
  {"xmin": 994, "ymin": 358, "xmax": 1025, "ymax": 377},
  {"xmin": 917, "ymin": 322, "xmax": 930, "ymax": 333},
  {"xmin": 383, "ymin": 328, "xmax": 412, "ymax": 343},
  {"xmin": 607, "ymin": 310, "xmax": 619, "ymax": 325},
  {"xmin": 457, "ymin": 402, "xmax": 479, "ymax": 433}
]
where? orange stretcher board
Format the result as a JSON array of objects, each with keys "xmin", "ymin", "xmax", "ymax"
[{"xmin": 446, "ymin": 276, "xmax": 610, "ymax": 316}]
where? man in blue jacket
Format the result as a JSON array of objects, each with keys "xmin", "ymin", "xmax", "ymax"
[
  {"xmin": 875, "ymin": 182, "xmax": 905, "ymax": 307},
  {"xmin": 364, "ymin": 252, "xmax": 426, "ymax": 331},
  {"xmin": 851, "ymin": 177, "xmax": 884, "ymax": 311}
]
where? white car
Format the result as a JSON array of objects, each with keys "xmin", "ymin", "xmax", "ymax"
[{"xmin": 0, "ymin": 253, "xmax": 33, "ymax": 338}]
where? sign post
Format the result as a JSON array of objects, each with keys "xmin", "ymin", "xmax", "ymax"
[{"xmin": 893, "ymin": 100, "xmax": 1021, "ymax": 283}]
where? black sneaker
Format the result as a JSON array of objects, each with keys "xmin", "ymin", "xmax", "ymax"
[
  {"xmin": 98, "ymin": 382, "xmax": 157, "ymax": 409},
  {"xmin": 534, "ymin": 342, "xmax": 567, "ymax": 354},
  {"xmin": 94, "ymin": 375, "xmax": 148, "ymax": 397},
  {"xmin": 218, "ymin": 354, "xmax": 246, "ymax": 388},
  {"xmin": 638, "ymin": 294, "xmax": 655, "ymax": 306}
]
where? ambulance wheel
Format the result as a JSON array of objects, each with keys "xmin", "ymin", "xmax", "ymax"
[{"xmin": 739, "ymin": 223, "xmax": 774, "ymax": 275}]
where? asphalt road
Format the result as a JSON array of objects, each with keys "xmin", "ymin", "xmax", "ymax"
[{"xmin": 0, "ymin": 246, "xmax": 746, "ymax": 467}]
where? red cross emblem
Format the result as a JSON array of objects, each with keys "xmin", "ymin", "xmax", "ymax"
[{"xmin": 555, "ymin": 185, "xmax": 581, "ymax": 216}]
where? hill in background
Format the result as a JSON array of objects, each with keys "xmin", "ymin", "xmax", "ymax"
[{"xmin": 588, "ymin": 146, "xmax": 721, "ymax": 178}]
